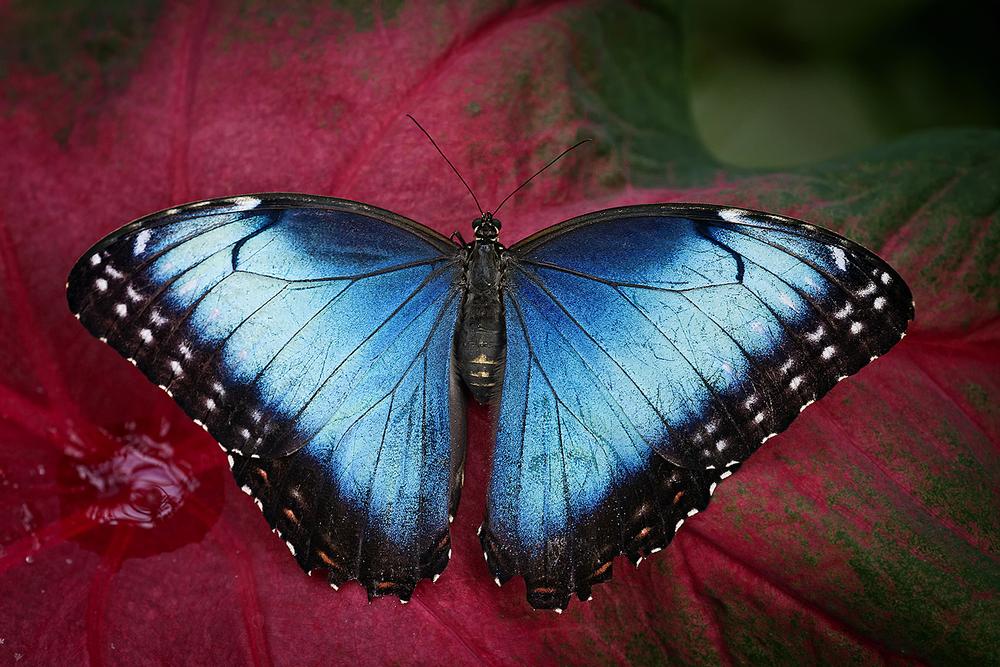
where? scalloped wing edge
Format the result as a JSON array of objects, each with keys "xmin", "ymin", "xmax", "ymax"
[{"xmin": 479, "ymin": 318, "xmax": 912, "ymax": 611}]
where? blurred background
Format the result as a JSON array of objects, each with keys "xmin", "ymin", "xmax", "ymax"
[
  {"xmin": 688, "ymin": 0, "xmax": 999, "ymax": 167},
  {"xmin": 2, "ymin": 0, "xmax": 997, "ymax": 168}
]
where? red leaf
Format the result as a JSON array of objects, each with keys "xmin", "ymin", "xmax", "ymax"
[{"xmin": 1, "ymin": 1, "xmax": 997, "ymax": 664}]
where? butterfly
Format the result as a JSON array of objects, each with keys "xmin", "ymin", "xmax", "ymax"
[{"xmin": 66, "ymin": 172, "xmax": 912, "ymax": 612}]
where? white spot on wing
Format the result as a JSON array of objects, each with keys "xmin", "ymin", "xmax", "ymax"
[
  {"xmin": 806, "ymin": 326, "xmax": 825, "ymax": 342},
  {"xmin": 874, "ymin": 296, "xmax": 886, "ymax": 310},
  {"xmin": 114, "ymin": 303, "xmax": 127, "ymax": 318},
  {"xmin": 719, "ymin": 208, "xmax": 753, "ymax": 224},
  {"xmin": 90, "ymin": 253, "xmax": 102, "ymax": 266},
  {"xmin": 850, "ymin": 321, "xmax": 863, "ymax": 334},
  {"xmin": 230, "ymin": 196, "xmax": 261, "ymax": 211},
  {"xmin": 880, "ymin": 272, "xmax": 892, "ymax": 285},
  {"xmin": 831, "ymin": 246, "xmax": 847, "ymax": 270},
  {"xmin": 95, "ymin": 278, "xmax": 108, "ymax": 292},
  {"xmin": 139, "ymin": 328, "xmax": 153, "ymax": 344},
  {"xmin": 821, "ymin": 345, "xmax": 836, "ymax": 359},
  {"xmin": 133, "ymin": 230, "xmax": 151, "ymax": 255}
]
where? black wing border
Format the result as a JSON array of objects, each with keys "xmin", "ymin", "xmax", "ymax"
[
  {"xmin": 510, "ymin": 202, "xmax": 906, "ymax": 285},
  {"xmin": 68, "ymin": 192, "xmax": 458, "ymax": 276}
]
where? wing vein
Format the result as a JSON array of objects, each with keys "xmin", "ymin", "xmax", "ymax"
[
  {"xmin": 518, "ymin": 258, "xmax": 740, "ymax": 293},
  {"xmin": 236, "ymin": 257, "xmax": 451, "ymax": 286},
  {"xmin": 507, "ymin": 290, "xmax": 658, "ymax": 464},
  {"xmin": 612, "ymin": 285, "xmax": 751, "ymax": 448},
  {"xmin": 186, "ymin": 284, "xmax": 290, "ymax": 394},
  {"xmin": 105, "ymin": 223, "xmax": 267, "ymax": 350},
  {"xmin": 286, "ymin": 274, "xmax": 457, "ymax": 447},
  {"xmin": 513, "ymin": 262, "xmax": 685, "ymax": 446}
]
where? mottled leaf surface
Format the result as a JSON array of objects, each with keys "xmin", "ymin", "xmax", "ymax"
[{"xmin": 0, "ymin": 1, "xmax": 997, "ymax": 664}]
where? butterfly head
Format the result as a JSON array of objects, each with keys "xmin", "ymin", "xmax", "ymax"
[{"xmin": 473, "ymin": 212, "xmax": 502, "ymax": 242}]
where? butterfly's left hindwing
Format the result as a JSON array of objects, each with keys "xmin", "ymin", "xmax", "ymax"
[
  {"xmin": 67, "ymin": 194, "xmax": 465, "ymax": 600},
  {"xmin": 481, "ymin": 204, "xmax": 913, "ymax": 609}
]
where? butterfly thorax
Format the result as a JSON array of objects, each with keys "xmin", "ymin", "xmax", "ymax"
[{"xmin": 457, "ymin": 215, "xmax": 507, "ymax": 404}]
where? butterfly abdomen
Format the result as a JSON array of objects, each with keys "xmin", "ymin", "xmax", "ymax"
[{"xmin": 457, "ymin": 241, "xmax": 506, "ymax": 404}]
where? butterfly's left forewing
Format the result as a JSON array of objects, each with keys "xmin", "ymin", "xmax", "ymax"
[
  {"xmin": 67, "ymin": 194, "xmax": 465, "ymax": 600},
  {"xmin": 482, "ymin": 204, "xmax": 913, "ymax": 609}
]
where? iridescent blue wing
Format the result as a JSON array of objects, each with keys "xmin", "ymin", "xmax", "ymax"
[
  {"xmin": 481, "ymin": 204, "xmax": 913, "ymax": 610},
  {"xmin": 67, "ymin": 194, "xmax": 465, "ymax": 601}
]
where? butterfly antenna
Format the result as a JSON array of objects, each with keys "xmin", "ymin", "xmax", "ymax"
[
  {"xmin": 406, "ymin": 114, "xmax": 484, "ymax": 217},
  {"xmin": 492, "ymin": 138, "xmax": 592, "ymax": 215}
]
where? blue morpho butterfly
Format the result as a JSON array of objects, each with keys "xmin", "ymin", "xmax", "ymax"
[{"xmin": 66, "ymin": 121, "xmax": 913, "ymax": 611}]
